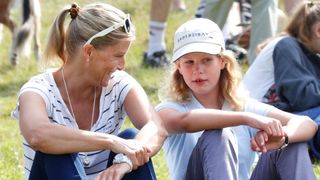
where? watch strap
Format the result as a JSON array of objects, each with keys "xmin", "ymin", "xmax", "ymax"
[
  {"xmin": 278, "ymin": 136, "xmax": 289, "ymax": 150},
  {"xmin": 112, "ymin": 153, "xmax": 133, "ymax": 172}
]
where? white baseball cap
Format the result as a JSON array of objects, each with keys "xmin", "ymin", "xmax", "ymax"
[{"xmin": 172, "ymin": 18, "xmax": 225, "ymax": 62}]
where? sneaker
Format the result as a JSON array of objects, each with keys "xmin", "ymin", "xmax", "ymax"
[
  {"xmin": 143, "ymin": 50, "xmax": 169, "ymax": 68},
  {"xmin": 225, "ymin": 39, "xmax": 247, "ymax": 64}
]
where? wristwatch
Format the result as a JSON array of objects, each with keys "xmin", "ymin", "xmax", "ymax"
[
  {"xmin": 278, "ymin": 136, "xmax": 289, "ymax": 150},
  {"xmin": 113, "ymin": 153, "xmax": 133, "ymax": 172}
]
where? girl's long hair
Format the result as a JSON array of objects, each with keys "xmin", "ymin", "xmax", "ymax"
[
  {"xmin": 286, "ymin": 1, "xmax": 320, "ymax": 50},
  {"xmin": 160, "ymin": 50, "xmax": 246, "ymax": 111}
]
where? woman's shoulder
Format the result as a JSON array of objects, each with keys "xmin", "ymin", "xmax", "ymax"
[
  {"xmin": 109, "ymin": 70, "xmax": 135, "ymax": 85},
  {"xmin": 22, "ymin": 72, "xmax": 53, "ymax": 89}
]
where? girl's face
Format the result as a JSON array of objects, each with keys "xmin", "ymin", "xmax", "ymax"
[
  {"xmin": 88, "ymin": 40, "xmax": 130, "ymax": 87},
  {"xmin": 310, "ymin": 21, "xmax": 320, "ymax": 53},
  {"xmin": 176, "ymin": 52, "xmax": 226, "ymax": 96}
]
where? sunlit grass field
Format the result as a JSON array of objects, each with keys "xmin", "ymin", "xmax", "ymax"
[{"xmin": 0, "ymin": 0, "xmax": 319, "ymax": 179}]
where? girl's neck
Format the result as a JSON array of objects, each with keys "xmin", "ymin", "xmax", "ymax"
[{"xmin": 193, "ymin": 91, "xmax": 222, "ymax": 109}]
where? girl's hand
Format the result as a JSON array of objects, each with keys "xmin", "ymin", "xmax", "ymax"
[
  {"xmin": 251, "ymin": 130, "xmax": 286, "ymax": 153},
  {"xmin": 110, "ymin": 137, "xmax": 151, "ymax": 169},
  {"xmin": 246, "ymin": 113, "xmax": 284, "ymax": 136},
  {"xmin": 251, "ymin": 130, "xmax": 268, "ymax": 152}
]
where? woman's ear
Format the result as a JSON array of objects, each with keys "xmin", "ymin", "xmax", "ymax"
[{"xmin": 82, "ymin": 44, "xmax": 93, "ymax": 62}]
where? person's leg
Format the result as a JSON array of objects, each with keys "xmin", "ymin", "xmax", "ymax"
[
  {"xmin": 144, "ymin": 0, "xmax": 171, "ymax": 67},
  {"xmin": 196, "ymin": 0, "xmax": 234, "ymax": 29},
  {"xmin": 294, "ymin": 106, "xmax": 320, "ymax": 159},
  {"xmin": 250, "ymin": 143, "xmax": 316, "ymax": 180},
  {"xmin": 248, "ymin": 0, "xmax": 277, "ymax": 64},
  {"xmin": 172, "ymin": 0, "xmax": 186, "ymax": 11},
  {"xmin": 29, "ymin": 151, "xmax": 87, "ymax": 180},
  {"xmin": 107, "ymin": 128, "xmax": 156, "ymax": 180},
  {"xmin": 185, "ymin": 128, "xmax": 238, "ymax": 180}
]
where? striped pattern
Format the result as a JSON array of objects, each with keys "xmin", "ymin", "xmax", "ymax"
[{"xmin": 12, "ymin": 70, "xmax": 136, "ymax": 179}]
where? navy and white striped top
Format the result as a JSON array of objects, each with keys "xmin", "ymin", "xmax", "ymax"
[{"xmin": 12, "ymin": 70, "xmax": 137, "ymax": 179}]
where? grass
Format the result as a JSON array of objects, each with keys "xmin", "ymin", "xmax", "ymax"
[{"xmin": 0, "ymin": 0, "xmax": 319, "ymax": 179}]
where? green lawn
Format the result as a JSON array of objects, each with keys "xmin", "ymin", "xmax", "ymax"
[{"xmin": 0, "ymin": 0, "xmax": 319, "ymax": 179}]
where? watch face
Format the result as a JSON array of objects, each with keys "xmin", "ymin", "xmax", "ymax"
[
  {"xmin": 115, "ymin": 155, "xmax": 123, "ymax": 161},
  {"xmin": 114, "ymin": 154, "xmax": 122, "ymax": 162}
]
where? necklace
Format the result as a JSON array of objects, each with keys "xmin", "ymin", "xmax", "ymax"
[{"xmin": 61, "ymin": 67, "xmax": 97, "ymax": 166}]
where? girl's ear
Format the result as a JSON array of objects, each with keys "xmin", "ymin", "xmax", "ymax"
[
  {"xmin": 220, "ymin": 56, "xmax": 227, "ymax": 69},
  {"xmin": 313, "ymin": 22, "xmax": 320, "ymax": 38},
  {"xmin": 175, "ymin": 60, "xmax": 182, "ymax": 74}
]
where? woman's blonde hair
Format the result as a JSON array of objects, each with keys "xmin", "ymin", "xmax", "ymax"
[
  {"xmin": 43, "ymin": 3, "xmax": 135, "ymax": 65},
  {"xmin": 286, "ymin": 1, "xmax": 320, "ymax": 49},
  {"xmin": 161, "ymin": 50, "xmax": 246, "ymax": 111}
]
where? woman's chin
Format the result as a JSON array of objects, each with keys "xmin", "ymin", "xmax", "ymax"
[{"xmin": 100, "ymin": 77, "xmax": 110, "ymax": 87}]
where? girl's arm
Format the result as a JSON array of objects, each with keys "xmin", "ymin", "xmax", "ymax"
[
  {"xmin": 267, "ymin": 107, "xmax": 317, "ymax": 143},
  {"xmin": 251, "ymin": 107, "xmax": 317, "ymax": 152},
  {"xmin": 157, "ymin": 107, "xmax": 284, "ymax": 136}
]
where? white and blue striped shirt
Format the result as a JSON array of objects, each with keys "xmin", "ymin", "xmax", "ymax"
[{"xmin": 12, "ymin": 70, "xmax": 137, "ymax": 179}]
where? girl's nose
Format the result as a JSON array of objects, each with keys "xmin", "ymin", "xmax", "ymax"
[{"xmin": 193, "ymin": 62, "xmax": 204, "ymax": 74}]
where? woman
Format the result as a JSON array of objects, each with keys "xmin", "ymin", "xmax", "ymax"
[
  {"xmin": 12, "ymin": 3, "xmax": 167, "ymax": 180},
  {"xmin": 156, "ymin": 18, "xmax": 317, "ymax": 180},
  {"xmin": 242, "ymin": 1, "xmax": 320, "ymax": 159}
]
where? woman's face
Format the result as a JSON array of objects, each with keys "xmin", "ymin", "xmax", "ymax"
[
  {"xmin": 89, "ymin": 40, "xmax": 130, "ymax": 87},
  {"xmin": 176, "ymin": 52, "xmax": 226, "ymax": 96}
]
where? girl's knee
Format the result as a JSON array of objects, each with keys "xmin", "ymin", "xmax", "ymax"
[{"xmin": 198, "ymin": 128, "xmax": 237, "ymax": 151}]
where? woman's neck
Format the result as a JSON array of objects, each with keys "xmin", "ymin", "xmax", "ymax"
[{"xmin": 54, "ymin": 65, "xmax": 97, "ymax": 100}]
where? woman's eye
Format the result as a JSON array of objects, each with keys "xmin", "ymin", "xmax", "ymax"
[{"xmin": 115, "ymin": 55, "xmax": 124, "ymax": 58}]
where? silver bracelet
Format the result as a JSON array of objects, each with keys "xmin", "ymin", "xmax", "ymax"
[{"xmin": 112, "ymin": 153, "xmax": 133, "ymax": 172}]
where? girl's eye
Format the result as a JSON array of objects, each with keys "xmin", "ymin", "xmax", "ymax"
[
  {"xmin": 185, "ymin": 60, "xmax": 194, "ymax": 64},
  {"xmin": 202, "ymin": 58, "xmax": 213, "ymax": 63}
]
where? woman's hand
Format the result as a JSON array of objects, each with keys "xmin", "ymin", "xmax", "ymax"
[
  {"xmin": 96, "ymin": 163, "xmax": 130, "ymax": 180},
  {"xmin": 251, "ymin": 130, "xmax": 286, "ymax": 153},
  {"xmin": 246, "ymin": 113, "xmax": 284, "ymax": 136},
  {"xmin": 110, "ymin": 137, "xmax": 151, "ymax": 169}
]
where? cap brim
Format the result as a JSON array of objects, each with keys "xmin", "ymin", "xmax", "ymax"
[{"xmin": 172, "ymin": 42, "xmax": 222, "ymax": 62}]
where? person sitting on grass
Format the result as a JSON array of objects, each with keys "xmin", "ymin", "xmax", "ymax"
[
  {"xmin": 156, "ymin": 18, "xmax": 317, "ymax": 180},
  {"xmin": 12, "ymin": 2, "xmax": 168, "ymax": 180},
  {"xmin": 242, "ymin": 1, "xmax": 320, "ymax": 160}
]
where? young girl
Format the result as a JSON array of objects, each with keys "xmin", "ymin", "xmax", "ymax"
[
  {"xmin": 156, "ymin": 18, "xmax": 317, "ymax": 180},
  {"xmin": 243, "ymin": 1, "xmax": 320, "ymax": 160}
]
